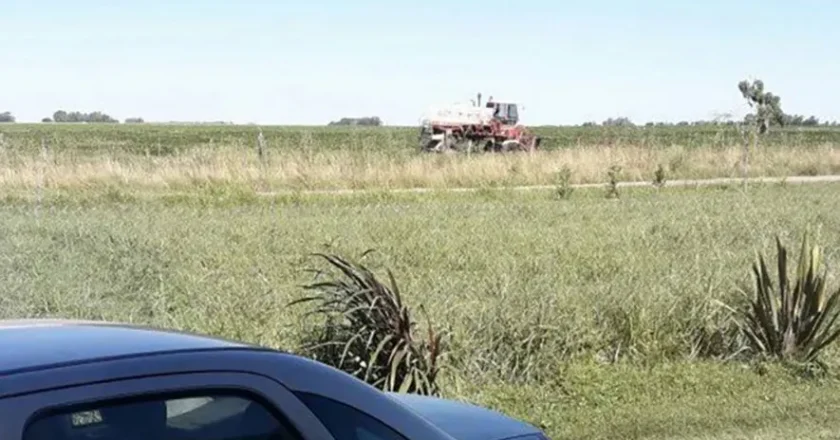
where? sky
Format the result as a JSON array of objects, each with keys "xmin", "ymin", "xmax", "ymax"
[{"xmin": 1, "ymin": 0, "xmax": 838, "ymax": 126}]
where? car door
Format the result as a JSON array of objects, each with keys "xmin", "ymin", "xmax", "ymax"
[{"xmin": 0, "ymin": 371, "xmax": 337, "ymax": 440}]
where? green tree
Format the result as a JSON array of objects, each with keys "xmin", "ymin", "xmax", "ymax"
[
  {"xmin": 0, "ymin": 111, "xmax": 15, "ymax": 123},
  {"xmin": 52, "ymin": 109, "xmax": 118, "ymax": 123},
  {"xmin": 328, "ymin": 116, "xmax": 382, "ymax": 126},
  {"xmin": 738, "ymin": 79, "xmax": 785, "ymax": 134},
  {"xmin": 602, "ymin": 117, "xmax": 634, "ymax": 127},
  {"xmin": 737, "ymin": 79, "xmax": 785, "ymax": 181},
  {"xmin": 52, "ymin": 110, "xmax": 68, "ymax": 122},
  {"xmin": 803, "ymin": 115, "xmax": 820, "ymax": 126}
]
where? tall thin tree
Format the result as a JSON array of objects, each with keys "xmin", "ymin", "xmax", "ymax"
[{"xmin": 737, "ymin": 79, "xmax": 785, "ymax": 181}]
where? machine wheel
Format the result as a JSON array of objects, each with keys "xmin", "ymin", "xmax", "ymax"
[
  {"xmin": 501, "ymin": 140, "xmax": 522, "ymax": 152},
  {"xmin": 419, "ymin": 128, "xmax": 445, "ymax": 152},
  {"xmin": 419, "ymin": 128, "xmax": 433, "ymax": 151}
]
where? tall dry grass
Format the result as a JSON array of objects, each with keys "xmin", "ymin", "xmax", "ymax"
[{"xmin": 2, "ymin": 143, "xmax": 840, "ymax": 192}]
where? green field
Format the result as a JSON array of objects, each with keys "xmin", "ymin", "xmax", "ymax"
[
  {"xmin": 3, "ymin": 123, "xmax": 840, "ymax": 154},
  {"xmin": 2, "ymin": 123, "xmax": 840, "ymax": 194},
  {"xmin": 5, "ymin": 123, "xmax": 840, "ymax": 438},
  {"xmin": 5, "ymin": 172, "xmax": 840, "ymax": 437}
]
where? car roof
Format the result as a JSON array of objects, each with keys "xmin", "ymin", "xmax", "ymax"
[
  {"xmin": 386, "ymin": 393, "xmax": 541, "ymax": 440},
  {"xmin": 0, "ymin": 319, "xmax": 256, "ymax": 376}
]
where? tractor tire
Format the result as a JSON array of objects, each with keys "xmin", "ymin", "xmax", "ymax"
[
  {"xmin": 501, "ymin": 140, "xmax": 522, "ymax": 152},
  {"xmin": 419, "ymin": 129, "xmax": 439, "ymax": 152}
]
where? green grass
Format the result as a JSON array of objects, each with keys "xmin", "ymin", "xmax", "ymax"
[
  {"xmin": 461, "ymin": 361, "xmax": 840, "ymax": 440},
  {"xmin": 5, "ymin": 182, "xmax": 840, "ymax": 437}
]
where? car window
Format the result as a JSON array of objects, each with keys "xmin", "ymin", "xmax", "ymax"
[
  {"xmin": 295, "ymin": 392, "xmax": 407, "ymax": 440},
  {"xmin": 23, "ymin": 392, "xmax": 301, "ymax": 440}
]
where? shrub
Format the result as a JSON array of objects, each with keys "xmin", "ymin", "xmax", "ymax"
[
  {"xmin": 554, "ymin": 166, "xmax": 574, "ymax": 200},
  {"xmin": 653, "ymin": 164, "xmax": 666, "ymax": 188},
  {"xmin": 291, "ymin": 252, "xmax": 447, "ymax": 395},
  {"xmin": 734, "ymin": 232, "xmax": 840, "ymax": 364},
  {"xmin": 606, "ymin": 165, "xmax": 621, "ymax": 198}
]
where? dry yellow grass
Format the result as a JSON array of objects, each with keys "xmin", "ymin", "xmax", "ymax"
[{"xmin": 2, "ymin": 143, "xmax": 840, "ymax": 192}]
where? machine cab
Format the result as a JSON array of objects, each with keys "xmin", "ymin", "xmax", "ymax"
[{"xmin": 486, "ymin": 101, "xmax": 519, "ymax": 125}]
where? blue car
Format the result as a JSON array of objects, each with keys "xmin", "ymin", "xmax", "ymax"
[{"xmin": 0, "ymin": 319, "xmax": 548, "ymax": 440}]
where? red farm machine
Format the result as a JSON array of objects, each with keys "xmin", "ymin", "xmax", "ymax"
[{"xmin": 418, "ymin": 93, "xmax": 541, "ymax": 153}]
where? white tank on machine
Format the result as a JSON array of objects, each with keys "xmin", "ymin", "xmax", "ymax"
[{"xmin": 420, "ymin": 101, "xmax": 495, "ymax": 127}]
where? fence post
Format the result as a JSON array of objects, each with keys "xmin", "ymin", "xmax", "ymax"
[
  {"xmin": 257, "ymin": 129, "xmax": 266, "ymax": 162},
  {"xmin": 35, "ymin": 135, "xmax": 49, "ymax": 219}
]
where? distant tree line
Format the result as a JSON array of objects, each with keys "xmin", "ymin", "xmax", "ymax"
[
  {"xmin": 45, "ymin": 110, "xmax": 119, "ymax": 123},
  {"xmin": 19, "ymin": 111, "xmax": 147, "ymax": 124},
  {"xmin": 328, "ymin": 116, "xmax": 382, "ymax": 126},
  {"xmin": 0, "ymin": 93, "xmax": 838, "ymax": 129},
  {"xmin": 580, "ymin": 115, "xmax": 838, "ymax": 128}
]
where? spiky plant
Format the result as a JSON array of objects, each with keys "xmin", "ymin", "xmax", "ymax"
[
  {"xmin": 736, "ymin": 232, "xmax": 840, "ymax": 363},
  {"xmin": 291, "ymin": 252, "xmax": 446, "ymax": 396}
]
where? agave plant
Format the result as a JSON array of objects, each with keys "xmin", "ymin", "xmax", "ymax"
[
  {"xmin": 290, "ymin": 252, "xmax": 446, "ymax": 396},
  {"xmin": 737, "ymin": 232, "xmax": 840, "ymax": 363}
]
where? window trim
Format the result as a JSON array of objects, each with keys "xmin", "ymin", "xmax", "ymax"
[{"xmin": 1, "ymin": 371, "xmax": 337, "ymax": 440}]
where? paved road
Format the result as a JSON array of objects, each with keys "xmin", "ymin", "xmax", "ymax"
[{"xmin": 256, "ymin": 174, "xmax": 840, "ymax": 197}]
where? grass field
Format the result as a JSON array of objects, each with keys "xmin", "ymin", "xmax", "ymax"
[
  {"xmin": 2, "ymin": 123, "xmax": 840, "ymax": 192},
  {"xmin": 5, "ymin": 173, "xmax": 840, "ymax": 437},
  {"xmin": 4, "ymin": 123, "xmax": 840, "ymax": 153},
  {"xmin": 5, "ymin": 123, "xmax": 840, "ymax": 438}
]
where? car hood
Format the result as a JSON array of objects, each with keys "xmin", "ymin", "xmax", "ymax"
[{"xmin": 385, "ymin": 393, "xmax": 543, "ymax": 440}]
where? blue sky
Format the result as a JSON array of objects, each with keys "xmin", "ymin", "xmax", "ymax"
[{"xmin": 1, "ymin": 0, "xmax": 837, "ymax": 125}]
